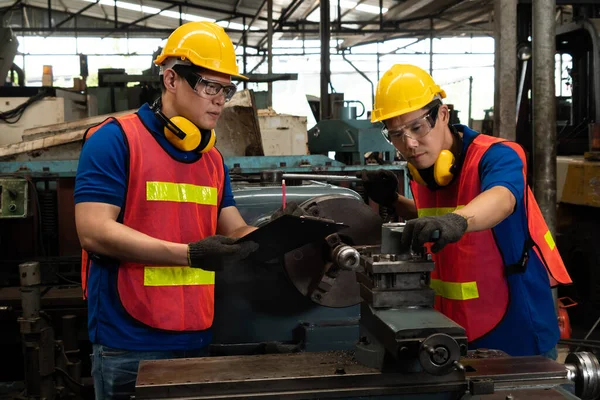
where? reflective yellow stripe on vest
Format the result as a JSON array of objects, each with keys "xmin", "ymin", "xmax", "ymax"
[
  {"xmin": 430, "ymin": 279, "xmax": 479, "ymax": 300},
  {"xmin": 544, "ymin": 230, "xmax": 556, "ymax": 251},
  {"xmin": 144, "ymin": 267, "xmax": 215, "ymax": 286},
  {"xmin": 146, "ymin": 182, "xmax": 217, "ymax": 206},
  {"xmin": 418, "ymin": 205, "xmax": 465, "ymax": 217}
]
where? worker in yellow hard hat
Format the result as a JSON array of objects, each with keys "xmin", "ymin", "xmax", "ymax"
[
  {"xmin": 360, "ymin": 64, "xmax": 571, "ymax": 358},
  {"xmin": 75, "ymin": 22, "xmax": 260, "ymax": 399}
]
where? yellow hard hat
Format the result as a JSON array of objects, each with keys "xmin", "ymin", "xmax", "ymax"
[
  {"xmin": 154, "ymin": 21, "xmax": 247, "ymax": 80},
  {"xmin": 371, "ymin": 64, "xmax": 446, "ymax": 123}
]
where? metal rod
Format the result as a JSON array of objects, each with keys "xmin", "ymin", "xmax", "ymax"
[
  {"xmin": 468, "ymin": 76, "xmax": 473, "ymax": 126},
  {"xmin": 267, "ymin": 0, "xmax": 273, "ymax": 108},
  {"xmin": 320, "ymin": 0, "xmax": 331, "ymax": 121},
  {"xmin": 429, "ymin": 18, "xmax": 433, "ymax": 75},
  {"xmin": 338, "ymin": 0, "xmax": 342, "ymax": 31},
  {"xmin": 376, "ymin": 42, "xmax": 381, "ymax": 82},
  {"xmin": 243, "ymin": 16, "xmax": 248, "ymax": 90},
  {"xmin": 532, "ymin": 0, "xmax": 557, "ymax": 235},
  {"xmin": 282, "ymin": 173, "xmax": 361, "ymax": 182},
  {"xmin": 516, "ymin": 59, "xmax": 528, "ymax": 123}
]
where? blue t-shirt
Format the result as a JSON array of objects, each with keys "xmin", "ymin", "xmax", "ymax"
[
  {"xmin": 458, "ymin": 125, "xmax": 558, "ymax": 355},
  {"xmin": 75, "ymin": 103, "xmax": 235, "ymax": 351}
]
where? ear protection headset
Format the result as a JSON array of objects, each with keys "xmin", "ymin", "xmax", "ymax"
[
  {"xmin": 151, "ymin": 98, "xmax": 216, "ymax": 153},
  {"xmin": 407, "ymin": 125, "xmax": 464, "ymax": 190}
]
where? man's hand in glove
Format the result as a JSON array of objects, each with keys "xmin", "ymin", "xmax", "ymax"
[
  {"xmin": 270, "ymin": 201, "xmax": 306, "ymax": 220},
  {"xmin": 358, "ymin": 169, "xmax": 399, "ymax": 207},
  {"xmin": 187, "ymin": 235, "xmax": 259, "ymax": 271},
  {"xmin": 401, "ymin": 213, "xmax": 469, "ymax": 253}
]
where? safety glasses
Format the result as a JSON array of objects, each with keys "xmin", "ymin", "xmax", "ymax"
[
  {"xmin": 173, "ymin": 65, "xmax": 237, "ymax": 102},
  {"xmin": 382, "ymin": 105, "xmax": 440, "ymax": 144}
]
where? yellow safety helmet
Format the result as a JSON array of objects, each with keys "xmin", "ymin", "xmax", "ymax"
[
  {"xmin": 371, "ymin": 64, "xmax": 446, "ymax": 123},
  {"xmin": 154, "ymin": 21, "xmax": 247, "ymax": 80}
]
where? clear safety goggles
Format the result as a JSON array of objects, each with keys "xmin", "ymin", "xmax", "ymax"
[
  {"xmin": 382, "ymin": 105, "xmax": 440, "ymax": 144},
  {"xmin": 172, "ymin": 64, "xmax": 238, "ymax": 102}
]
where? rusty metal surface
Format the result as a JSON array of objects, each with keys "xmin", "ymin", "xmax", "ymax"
[
  {"xmin": 284, "ymin": 195, "xmax": 382, "ymax": 308},
  {"xmin": 135, "ymin": 351, "xmax": 466, "ymax": 399},
  {"xmin": 135, "ymin": 351, "xmax": 569, "ymax": 400}
]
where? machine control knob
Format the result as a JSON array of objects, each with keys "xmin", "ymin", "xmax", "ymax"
[{"xmin": 419, "ymin": 333, "xmax": 461, "ymax": 376}]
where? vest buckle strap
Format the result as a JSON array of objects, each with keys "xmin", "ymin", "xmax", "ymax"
[{"xmin": 505, "ymin": 238, "xmax": 535, "ymax": 276}]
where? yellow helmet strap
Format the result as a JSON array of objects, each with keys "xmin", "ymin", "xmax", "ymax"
[
  {"xmin": 408, "ymin": 125, "xmax": 464, "ymax": 191},
  {"xmin": 151, "ymin": 98, "xmax": 215, "ymax": 153}
]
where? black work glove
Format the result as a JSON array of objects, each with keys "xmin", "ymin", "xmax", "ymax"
[
  {"xmin": 187, "ymin": 235, "xmax": 259, "ymax": 271},
  {"xmin": 401, "ymin": 213, "xmax": 468, "ymax": 253},
  {"xmin": 270, "ymin": 201, "xmax": 306, "ymax": 220},
  {"xmin": 358, "ymin": 169, "xmax": 399, "ymax": 207}
]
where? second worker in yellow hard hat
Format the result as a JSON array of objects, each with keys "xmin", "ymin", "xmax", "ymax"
[{"xmin": 360, "ymin": 64, "xmax": 571, "ymax": 359}]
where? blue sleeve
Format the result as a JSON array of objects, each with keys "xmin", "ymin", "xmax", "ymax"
[
  {"xmin": 479, "ymin": 143, "xmax": 525, "ymax": 206},
  {"xmin": 221, "ymin": 163, "xmax": 236, "ymax": 208},
  {"xmin": 74, "ymin": 121, "xmax": 127, "ymax": 207}
]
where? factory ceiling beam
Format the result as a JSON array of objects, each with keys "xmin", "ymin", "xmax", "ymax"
[
  {"xmin": 338, "ymin": 0, "xmax": 473, "ymax": 48},
  {"xmin": 233, "ymin": 0, "xmax": 242, "ymax": 13},
  {"xmin": 299, "ymin": 0, "xmax": 319, "ymax": 21},
  {"xmin": 256, "ymin": 0, "xmax": 303, "ymax": 49},
  {"xmin": 0, "ymin": 0, "xmax": 22, "ymax": 14},
  {"xmin": 436, "ymin": 15, "xmax": 489, "ymax": 32},
  {"xmin": 146, "ymin": 0, "xmax": 274, "ymax": 24},
  {"xmin": 101, "ymin": 3, "xmax": 177, "ymax": 38},
  {"xmin": 235, "ymin": 0, "xmax": 267, "ymax": 48},
  {"xmin": 9, "ymin": 23, "xmax": 491, "ymax": 37},
  {"xmin": 336, "ymin": 4, "xmax": 491, "ymax": 49}
]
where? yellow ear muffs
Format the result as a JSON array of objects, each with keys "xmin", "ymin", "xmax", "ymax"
[
  {"xmin": 164, "ymin": 116, "xmax": 201, "ymax": 151},
  {"xmin": 152, "ymin": 98, "xmax": 216, "ymax": 153},
  {"xmin": 407, "ymin": 162, "xmax": 427, "ymax": 186},
  {"xmin": 433, "ymin": 150, "xmax": 456, "ymax": 186},
  {"xmin": 160, "ymin": 115, "xmax": 216, "ymax": 153},
  {"xmin": 199, "ymin": 129, "xmax": 216, "ymax": 153},
  {"xmin": 408, "ymin": 150, "xmax": 456, "ymax": 188}
]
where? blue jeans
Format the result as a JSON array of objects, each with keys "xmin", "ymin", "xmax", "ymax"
[{"xmin": 92, "ymin": 344, "xmax": 208, "ymax": 400}]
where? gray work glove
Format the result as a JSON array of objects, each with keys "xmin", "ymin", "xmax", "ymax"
[
  {"xmin": 270, "ymin": 201, "xmax": 306, "ymax": 220},
  {"xmin": 401, "ymin": 213, "xmax": 468, "ymax": 253},
  {"xmin": 358, "ymin": 169, "xmax": 399, "ymax": 207},
  {"xmin": 187, "ymin": 235, "xmax": 259, "ymax": 271}
]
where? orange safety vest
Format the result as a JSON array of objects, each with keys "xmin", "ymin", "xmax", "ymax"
[
  {"xmin": 410, "ymin": 133, "xmax": 571, "ymax": 341},
  {"xmin": 80, "ymin": 114, "xmax": 224, "ymax": 331}
]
